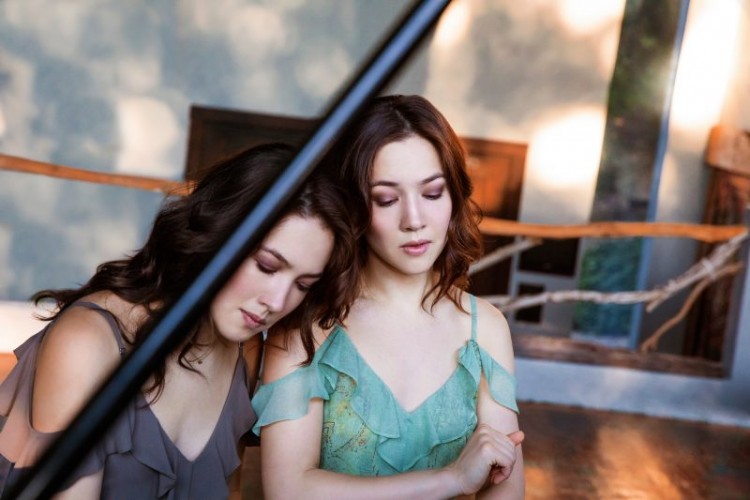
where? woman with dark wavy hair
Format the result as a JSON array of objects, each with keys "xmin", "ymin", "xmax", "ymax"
[
  {"xmin": 254, "ymin": 96, "xmax": 525, "ymax": 499},
  {"xmin": 0, "ymin": 142, "xmax": 356, "ymax": 499}
]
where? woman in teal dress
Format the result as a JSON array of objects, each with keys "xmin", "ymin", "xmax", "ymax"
[{"xmin": 253, "ymin": 95, "xmax": 525, "ymax": 499}]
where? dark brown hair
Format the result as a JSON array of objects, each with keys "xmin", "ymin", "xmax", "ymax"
[
  {"xmin": 330, "ymin": 94, "xmax": 483, "ymax": 311},
  {"xmin": 34, "ymin": 143, "xmax": 356, "ymax": 390}
]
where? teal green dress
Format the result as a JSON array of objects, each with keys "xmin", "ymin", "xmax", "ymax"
[{"xmin": 252, "ymin": 295, "xmax": 518, "ymax": 475}]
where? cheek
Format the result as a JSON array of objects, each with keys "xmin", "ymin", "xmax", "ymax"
[
  {"xmin": 282, "ymin": 290, "xmax": 306, "ymax": 315},
  {"xmin": 444, "ymin": 204, "xmax": 453, "ymax": 227},
  {"xmin": 432, "ymin": 198, "xmax": 453, "ymax": 231},
  {"xmin": 217, "ymin": 262, "xmax": 260, "ymax": 304},
  {"xmin": 367, "ymin": 209, "xmax": 393, "ymax": 244}
]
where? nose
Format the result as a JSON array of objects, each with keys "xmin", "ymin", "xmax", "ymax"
[
  {"xmin": 400, "ymin": 194, "xmax": 426, "ymax": 232},
  {"xmin": 260, "ymin": 281, "xmax": 290, "ymax": 314}
]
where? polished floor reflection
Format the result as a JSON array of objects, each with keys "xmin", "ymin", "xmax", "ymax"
[
  {"xmin": 520, "ymin": 402, "xmax": 750, "ymax": 500},
  {"xmin": 241, "ymin": 401, "xmax": 750, "ymax": 499}
]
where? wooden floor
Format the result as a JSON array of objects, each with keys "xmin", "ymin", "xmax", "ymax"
[
  {"xmin": 517, "ymin": 402, "xmax": 750, "ymax": 500},
  {"xmin": 241, "ymin": 401, "xmax": 750, "ymax": 499},
  {"xmin": 4, "ymin": 356, "xmax": 749, "ymax": 499}
]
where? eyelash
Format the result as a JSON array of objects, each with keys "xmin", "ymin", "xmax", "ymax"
[
  {"xmin": 257, "ymin": 261, "xmax": 313, "ymax": 292},
  {"xmin": 256, "ymin": 261, "xmax": 276, "ymax": 275},
  {"xmin": 373, "ymin": 189, "xmax": 444, "ymax": 207},
  {"xmin": 374, "ymin": 198, "xmax": 397, "ymax": 207}
]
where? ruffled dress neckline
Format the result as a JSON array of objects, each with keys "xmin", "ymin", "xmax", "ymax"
[{"xmin": 252, "ymin": 294, "xmax": 519, "ymax": 476}]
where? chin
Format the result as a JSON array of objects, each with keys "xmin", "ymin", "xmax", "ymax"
[
  {"xmin": 395, "ymin": 262, "xmax": 435, "ymax": 276},
  {"xmin": 221, "ymin": 328, "xmax": 258, "ymax": 345}
]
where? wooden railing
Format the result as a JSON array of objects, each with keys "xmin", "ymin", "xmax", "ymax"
[{"xmin": 0, "ymin": 153, "xmax": 192, "ymax": 195}]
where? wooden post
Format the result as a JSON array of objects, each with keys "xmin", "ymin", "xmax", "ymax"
[
  {"xmin": 722, "ymin": 206, "xmax": 750, "ymax": 376},
  {"xmin": 705, "ymin": 125, "xmax": 750, "ymax": 177}
]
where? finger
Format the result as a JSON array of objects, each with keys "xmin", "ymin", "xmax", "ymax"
[
  {"xmin": 490, "ymin": 464, "xmax": 511, "ymax": 485},
  {"xmin": 507, "ymin": 430, "xmax": 525, "ymax": 446}
]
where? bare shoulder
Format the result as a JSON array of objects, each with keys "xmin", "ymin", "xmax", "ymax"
[
  {"xmin": 261, "ymin": 325, "xmax": 331, "ymax": 384},
  {"xmin": 470, "ymin": 294, "xmax": 516, "ymax": 374},
  {"xmin": 39, "ymin": 304, "xmax": 122, "ymax": 369},
  {"xmin": 34, "ymin": 303, "xmax": 124, "ymax": 431}
]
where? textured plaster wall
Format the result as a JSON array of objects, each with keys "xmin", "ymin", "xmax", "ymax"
[{"xmin": 0, "ymin": 0, "xmax": 622, "ymax": 300}]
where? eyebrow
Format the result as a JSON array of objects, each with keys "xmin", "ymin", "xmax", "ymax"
[
  {"xmin": 370, "ymin": 173, "xmax": 445, "ymax": 188},
  {"xmin": 259, "ymin": 247, "xmax": 324, "ymax": 278}
]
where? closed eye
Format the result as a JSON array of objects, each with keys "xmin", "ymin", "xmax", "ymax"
[
  {"xmin": 296, "ymin": 281, "xmax": 315, "ymax": 292},
  {"xmin": 423, "ymin": 186, "xmax": 445, "ymax": 200},
  {"xmin": 256, "ymin": 261, "xmax": 277, "ymax": 275},
  {"xmin": 373, "ymin": 197, "xmax": 398, "ymax": 207}
]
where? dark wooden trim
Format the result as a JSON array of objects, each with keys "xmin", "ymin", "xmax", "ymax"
[
  {"xmin": 514, "ymin": 333, "xmax": 725, "ymax": 378},
  {"xmin": 185, "ymin": 105, "xmax": 319, "ymax": 181},
  {"xmin": 705, "ymin": 125, "xmax": 750, "ymax": 178}
]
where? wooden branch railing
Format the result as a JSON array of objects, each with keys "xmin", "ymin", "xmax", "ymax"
[
  {"xmin": 3, "ymin": 152, "xmax": 749, "ymax": 354},
  {"xmin": 479, "ymin": 218, "xmax": 746, "ymax": 243},
  {"xmin": 469, "ymin": 229, "xmax": 748, "ymax": 352},
  {"xmin": 0, "ymin": 153, "xmax": 192, "ymax": 195}
]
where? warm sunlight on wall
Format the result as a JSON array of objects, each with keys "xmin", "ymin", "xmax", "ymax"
[
  {"xmin": 556, "ymin": 0, "xmax": 625, "ymax": 36},
  {"xmin": 115, "ymin": 97, "xmax": 180, "ymax": 178},
  {"xmin": 670, "ymin": 0, "xmax": 742, "ymax": 133},
  {"xmin": 433, "ymin": 0, "xmax": 472, "ymax": 49},
  {"xmin": 521, "ymin": 106, "xmax": 606, "ymax": 223},
  {"xmin": 527, "ymin": 107, "xmax": 605, "ymax": 189}
]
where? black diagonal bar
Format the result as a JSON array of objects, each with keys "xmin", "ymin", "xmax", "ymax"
[{"xmin": 6, "ymin": 0, "xmax": 451, "ymax": 498}]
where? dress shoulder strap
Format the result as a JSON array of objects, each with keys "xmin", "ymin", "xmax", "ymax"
[
  {"xmin": 469, "ymin": 294, "xmax": 477, "ymax": 341},
  {"xmin": 72, "ymin": 301, "xmax": 128, "ymax": 356}
]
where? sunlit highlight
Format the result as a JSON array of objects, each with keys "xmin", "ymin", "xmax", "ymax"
[
  {"xmin": 557, "ymin": 0, "xmax": 625, "ymax": 35},
  {"xmin": 115, "ymin": 97, "xmax": 179, "ymax": 178},
  {"xmin": 433, "ymin": 1, "xmax": 471, "ymax": 49},
  {"xmin": 654, "ymin": 153, "xmax": 679, "ymax": 214},
  {"xmin": 527, "ymin": 107, "xmax": 606, "ymax": 189},
  {"xmin": 594, "ymin": 427, "xmax": 683, "ymax": 498},
  {"xmin": 670, "ymin": 0, "xmax": 741, "ymax": 131},
  {"xmin": 0, "ymin": 105, "xmax": 6, "ymax": 137},
  {"xmin": 596, "ymin": 27, "xmax": 622, "ymax": 78}
]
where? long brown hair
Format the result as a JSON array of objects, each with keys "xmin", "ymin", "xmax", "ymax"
[
  {"xmin": 330, "ymin": 94, "xmax": 483, "ymax": 311},
  {"xmin": 34, "ymin": 143, "xmax": 357, "ymax": 389}
]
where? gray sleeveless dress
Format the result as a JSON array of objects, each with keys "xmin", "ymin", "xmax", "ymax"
[{"xmin": 0, "ymin": 301, "xmax": 257, "ymax": 499}]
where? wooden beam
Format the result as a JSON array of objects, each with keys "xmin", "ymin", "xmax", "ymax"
[
  {"xmin": 0, "ymin": 153, "xmax": 191, "ymax": 195},
  {"xmin": 513, "ymin": 334, "xmax": 724, "ymax": 378},
  {"xmin": 479, "ymin": 218, "xmax": 747, "ymax": 243}
]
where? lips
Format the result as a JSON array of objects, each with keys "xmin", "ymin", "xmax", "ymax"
[
  {"xmin": 401, "ymin": 239, "xmax": 430, "ymax": 256},
  {"xmin": 241, "ymin": 310, "xmax": 267, "ymax": 329}
]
